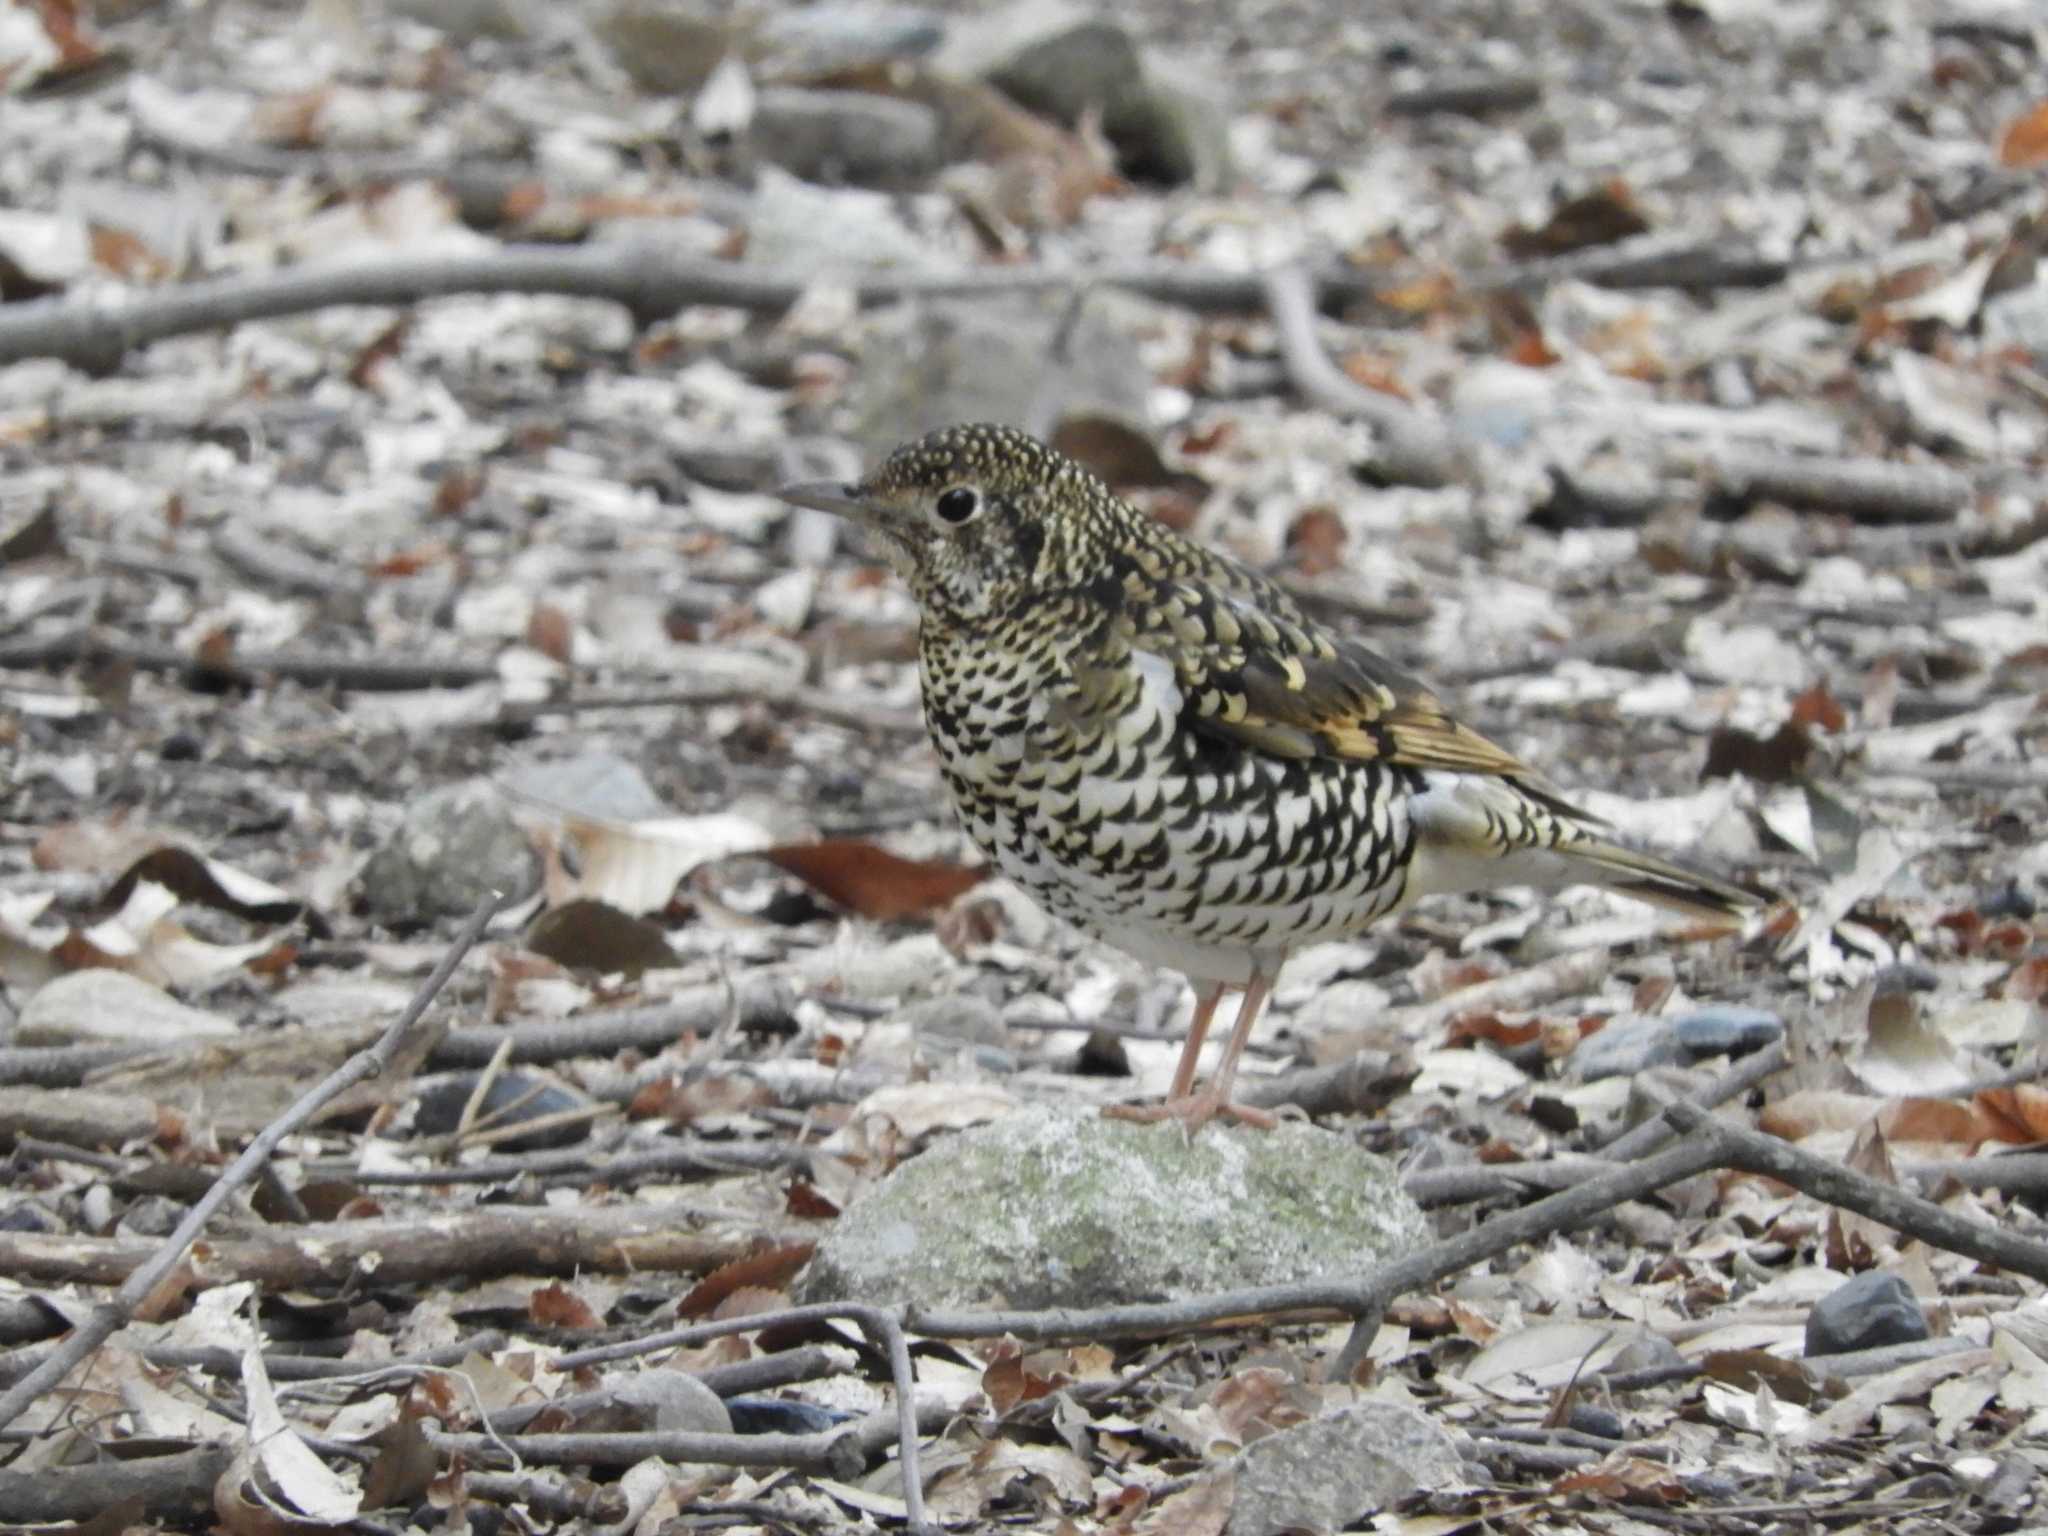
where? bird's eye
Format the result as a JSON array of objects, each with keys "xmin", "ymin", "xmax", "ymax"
[{"xmin": 933, "ymin": 486, "xmax": 981, "ymax": 525}]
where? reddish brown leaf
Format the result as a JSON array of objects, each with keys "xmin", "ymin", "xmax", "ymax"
[
  {"xmin": 709, "ymin": 1285, "xmax": 792, "ymax": 1320},
  {"xmin": 1502, "ymin": 178, "xmax": 1651, "ymax": 257},
  {"xmin": 1788, "ymin": 681, "xmax": 1849, "ymax": 734},
  {"xmin": 526, "ymin": 603, "xmax": 575, "ymax": 665},
  {"xmin": 1974, "ymin": 1086, "xmax": 2048, "ymax": 1142},
  {"xmin": 2001, "ymin": 954, "xmax": 2048, "ymax": 1002},
  {"xmin": 763, "ymin": 840, "xmax": 986, "ymax": 922},
  {"xmin": 1551, "ymin": 1455, "xmax": 1684, "ymax": 1504},
  {"xmin": 1337, "ymin": 352, "xmax": 1414, "ymax": 400},
  {"xmin": 1285, "ymin": 504, "xmax": 1347, "ymax": 577},
  {"xmin": 529, "ymin": 1282, "xmax": 603, "ymax": 1331},
  {"xmin": 784, "ymin": 1177, "xmax": 840, "ymax": 1219},
  {"xmin": 1999, "ymin": 101, "xmax": 2048, "ymax": 167},
  {"xmin": 678, "ymin": 1240, "xmax": 816, "ymax": 1319},
  {"xmin": 983, "ymin": 1350, "xmax": 1054, "ymax": 1415}
]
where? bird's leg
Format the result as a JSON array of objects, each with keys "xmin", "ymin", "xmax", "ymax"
[
  {"xmin": 1168, "ymin": 981, "xmax": 1225, "ymax": 1099},
  {"xmin": 1106, "ymin": 974, "xmax": 1278, "ymax": 1132},
  {"xmin": 1105, "ymin": 982, "xmax": 1224, "ymax": 1125}
]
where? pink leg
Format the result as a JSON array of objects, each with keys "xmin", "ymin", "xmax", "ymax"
[{"xmin": 1106, "ymin": 973, "xmax": 1278, "ymax": 1132}]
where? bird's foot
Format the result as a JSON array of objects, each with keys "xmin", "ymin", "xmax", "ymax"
[{"xmin": 1103, "ymin": 1093, "xmax": 1278, "ymax": 1133}]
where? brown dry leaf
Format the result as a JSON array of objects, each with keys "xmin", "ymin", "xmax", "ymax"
[
  {"xmin": 1338, "ymin": 351, "xmax": 1414, "ymax": 399},
  {"xmin": 1285, "ymin": 505, "xmax": 1347, "ymax": 577},
  {"xmin": 783, "ymin": 1176, "xmax": 840, "ymax": 1219},
  {"xmin": 1998, "ymin": 101, "xmax": 2048, "ymax": 167},
  {"xmin": 1502, "ymin": 179, "xmax": 1650, "ymax": 257},
  {"xmin": 925, "ymin": 1433, "xmax": 1095, "ymax": 1524},
  {"xmin": 627, "ymin": 1073, "xmax": 774, "ymax": 1125},
  {"xmin": 763, "ymin": 840, "xmax": 986, "ymax": 922},
  {"xmin": 1205, "ymin": 1365, "xmax": 1312, "ymax": 1444},
  {"xmin": 1551, "ymin": 1454, "xmax": 1683, "ymax": 1504},
  {"xmin": 360, "ymin": 1413, "xmax": 436, "ymax": 1513},
  {"xmin": 1050, "ymin": 414, "xmax": 1176, "ymax": 489},
  {"xmin": 88, "ymin": 222, "xmax": 167, "ymax": 282},
  {"xmin": 1877, "ymin": 1095, "xmax": 1999, "ymax": 1146},
  {"xmin": 1826, "ymin": 1119, "xmax": 1899, "ymax": 1268},
  {"xmin": 106, "ymin": 845, "xmax": 304, "ymax": 925},
  {"xmin": 1131, "ymin": 1470, "xmax": 1232, "ymax": 1535},
  {"xmin": 522, "ymin": 898, "xmax": 677, "ymax": 977},
  {"xmin": 983, "ymin": 1348, "xmax": 1056, "ymax": 1415},
  {"xmin": 1789, "ymin": 681, "xmax": 1850, "ymax": 734},
  {"xmin": 527, "ymin": 602, "xmax": 575, "ymax": 664},
  {"xmin": 1758, "ymin": 1089, "xmax": 1883, "ymax": 1140},
  {"xmin": 1974, "ymin": 1085, "xmax": 2048, "ymax": 1141},
  {"xmin": 1374, "ymin": 270, "xmax": 1460, "ymax": 317},
  {"xmin": 528, "ymin": 1282, "xmax": 604, "ymax": 1331},
  {"xmin": 677, "ymin": 1241, "xmax": 816, "ymax": 1319},
  {"xmin": 2001, "ymin": 955, "xmax": 2048, "ymax": 1002},
  {"xmin": 1701, "ymin": 721, "xmax": 1814, "ymax": 783},
  {"xmin": 1701, "ymin": 1348, "xmax": 1824, "ymax": 1405}
]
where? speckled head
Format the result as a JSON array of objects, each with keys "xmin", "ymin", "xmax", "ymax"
[{"xmin": 779, "ymin": 423, "xmax": 1116, "ymax": 620}]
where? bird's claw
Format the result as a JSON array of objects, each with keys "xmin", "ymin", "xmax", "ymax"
[{"xmin": 1103, "ymin": 1094, "xmax": 1278, "ymax": 1134}]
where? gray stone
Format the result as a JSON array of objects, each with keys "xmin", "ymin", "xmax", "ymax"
[
  {"xmin": 899, "ymin": 993, "xmax": 1007, "ymax": 1049},
  {"xmin": 751, "ymin": 88, "xmax": 940, "ymax": 187},
  {"xmin": 1671, "ymin": 1004, "xmax": 1784, "ymax": 1058},
  {"xmin": 356, "ymin": 781, "xmax": 541, "ymax": 925},
  {"xmin": 951, "ymin": 10, "xmax": 1232, "ymax": 188},
  {"xmin": 612, "ymin": 1370, "xmax": 733, "ymax": 1434},
  {"xmin": 1570, "ymin": 1013, "xmax": 1684, "ymax": 1081},
  {"xmin": 798, "ymin": 1106, "xmax": 1429, "ymax": 1310},
  {"xmin": 851, "ymin": 295, "xmax": 1153, "ymax": 454},
  {"xmin": 1806, "ymin": 1271, "xmax": 1928, "ymax": 1358},
  {"xmin": 1227, "ymin": 1401, "xmax": 1466, "ymax": 1536}
]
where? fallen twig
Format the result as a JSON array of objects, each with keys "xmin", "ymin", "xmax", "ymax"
[
  {"xmin": 1261, "ymin": 260, "xmax": 1468, "ymax": 488},
  {"xmin": 0, "ymin": 626, "xmax": 496, "ymax": 692},
  {"xmin": 0, "ymin": 890, "xmax": 502, "ymax": 1434},
  {"xmin": 551, "ymin": 1301, "xmax": 931, "ymax": 1530},
  {"xmin": 1664, "ymin": 1099, "xmax": 2048, "ymax": 1282},
  {"xmin": 432, "ymin": 976, "xmax": 795, "ymax": 1067}
]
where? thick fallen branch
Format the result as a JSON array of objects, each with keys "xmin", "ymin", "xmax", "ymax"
[
  {"xmin": 0, "ymin": 243, "xmax": 1796, "ymax": 376},
  {"xmin": 0, "ymin": 626, "xmax": 497, "ymax": 692},
  {"xmin": 432, "ymin": 976, "xmax": 795, "ymax": 1067},
  {"xmin": 0, "ymin": 892, "xmax": 499, "ymax": 1434},
  {"xmin": 1703, "ymin": 444, "xmax": 1972, "ymax": 522},
  {"xmin": 0, "ymin": 1200, "xmax": 789, "ymax": 1289}
]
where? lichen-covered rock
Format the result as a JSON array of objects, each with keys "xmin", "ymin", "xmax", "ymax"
[
  {"xmin": 798, "ymin": 1105, "xmax": 1428, "ymax": 1309},
  {"xmin": 1228, "ymin": 1402, "xmax": 1466, "ymax": 1536}
]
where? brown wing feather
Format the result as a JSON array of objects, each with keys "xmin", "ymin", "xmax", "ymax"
[{"xmin": 1122, "ymin": 576, "xmax": 1534, "ymax": 780}]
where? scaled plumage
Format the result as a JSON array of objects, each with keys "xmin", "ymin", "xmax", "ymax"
[{"xmin": 782, "ymin": 423, "xmax": 1756, "ymax": 1127}]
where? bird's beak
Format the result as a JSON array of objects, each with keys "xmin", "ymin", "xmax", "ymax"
[{"xmin": 777, "ymin": 480, "xmax": 869, "ymax": 517}]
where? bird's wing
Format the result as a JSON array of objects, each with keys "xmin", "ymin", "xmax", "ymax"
[{"xmin": 1116, "ymin": 574, "xmax": 1536, "ymax": 780}]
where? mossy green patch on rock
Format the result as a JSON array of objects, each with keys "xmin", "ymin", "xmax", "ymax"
[{"xmin": 799, "ymin": 1106, "xmax": 1428, "ymax": 1310}]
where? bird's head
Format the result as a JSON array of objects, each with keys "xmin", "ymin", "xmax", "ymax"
[{"xmin": 779, "ymin": 423, "xmax": 1102, "ymax": 621}]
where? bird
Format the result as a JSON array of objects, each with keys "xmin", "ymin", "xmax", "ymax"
[{"xmin": 779, "ymin": 423, "xmax": 1758, "ymax": 1130}]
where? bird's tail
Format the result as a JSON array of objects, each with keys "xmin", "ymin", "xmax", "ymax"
[
  {"xmin": 1546, "ymin": 834, "xmax": 1759, "ymax": 923},
  {"xmin": 1404, "ymin": 772, "xmax": 1760, "ymax": 924}
]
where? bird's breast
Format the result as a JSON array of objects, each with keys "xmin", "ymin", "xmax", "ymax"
[{"xmin": 917, "ymin": 641, "xmax": 1420, "ymax": 966}]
